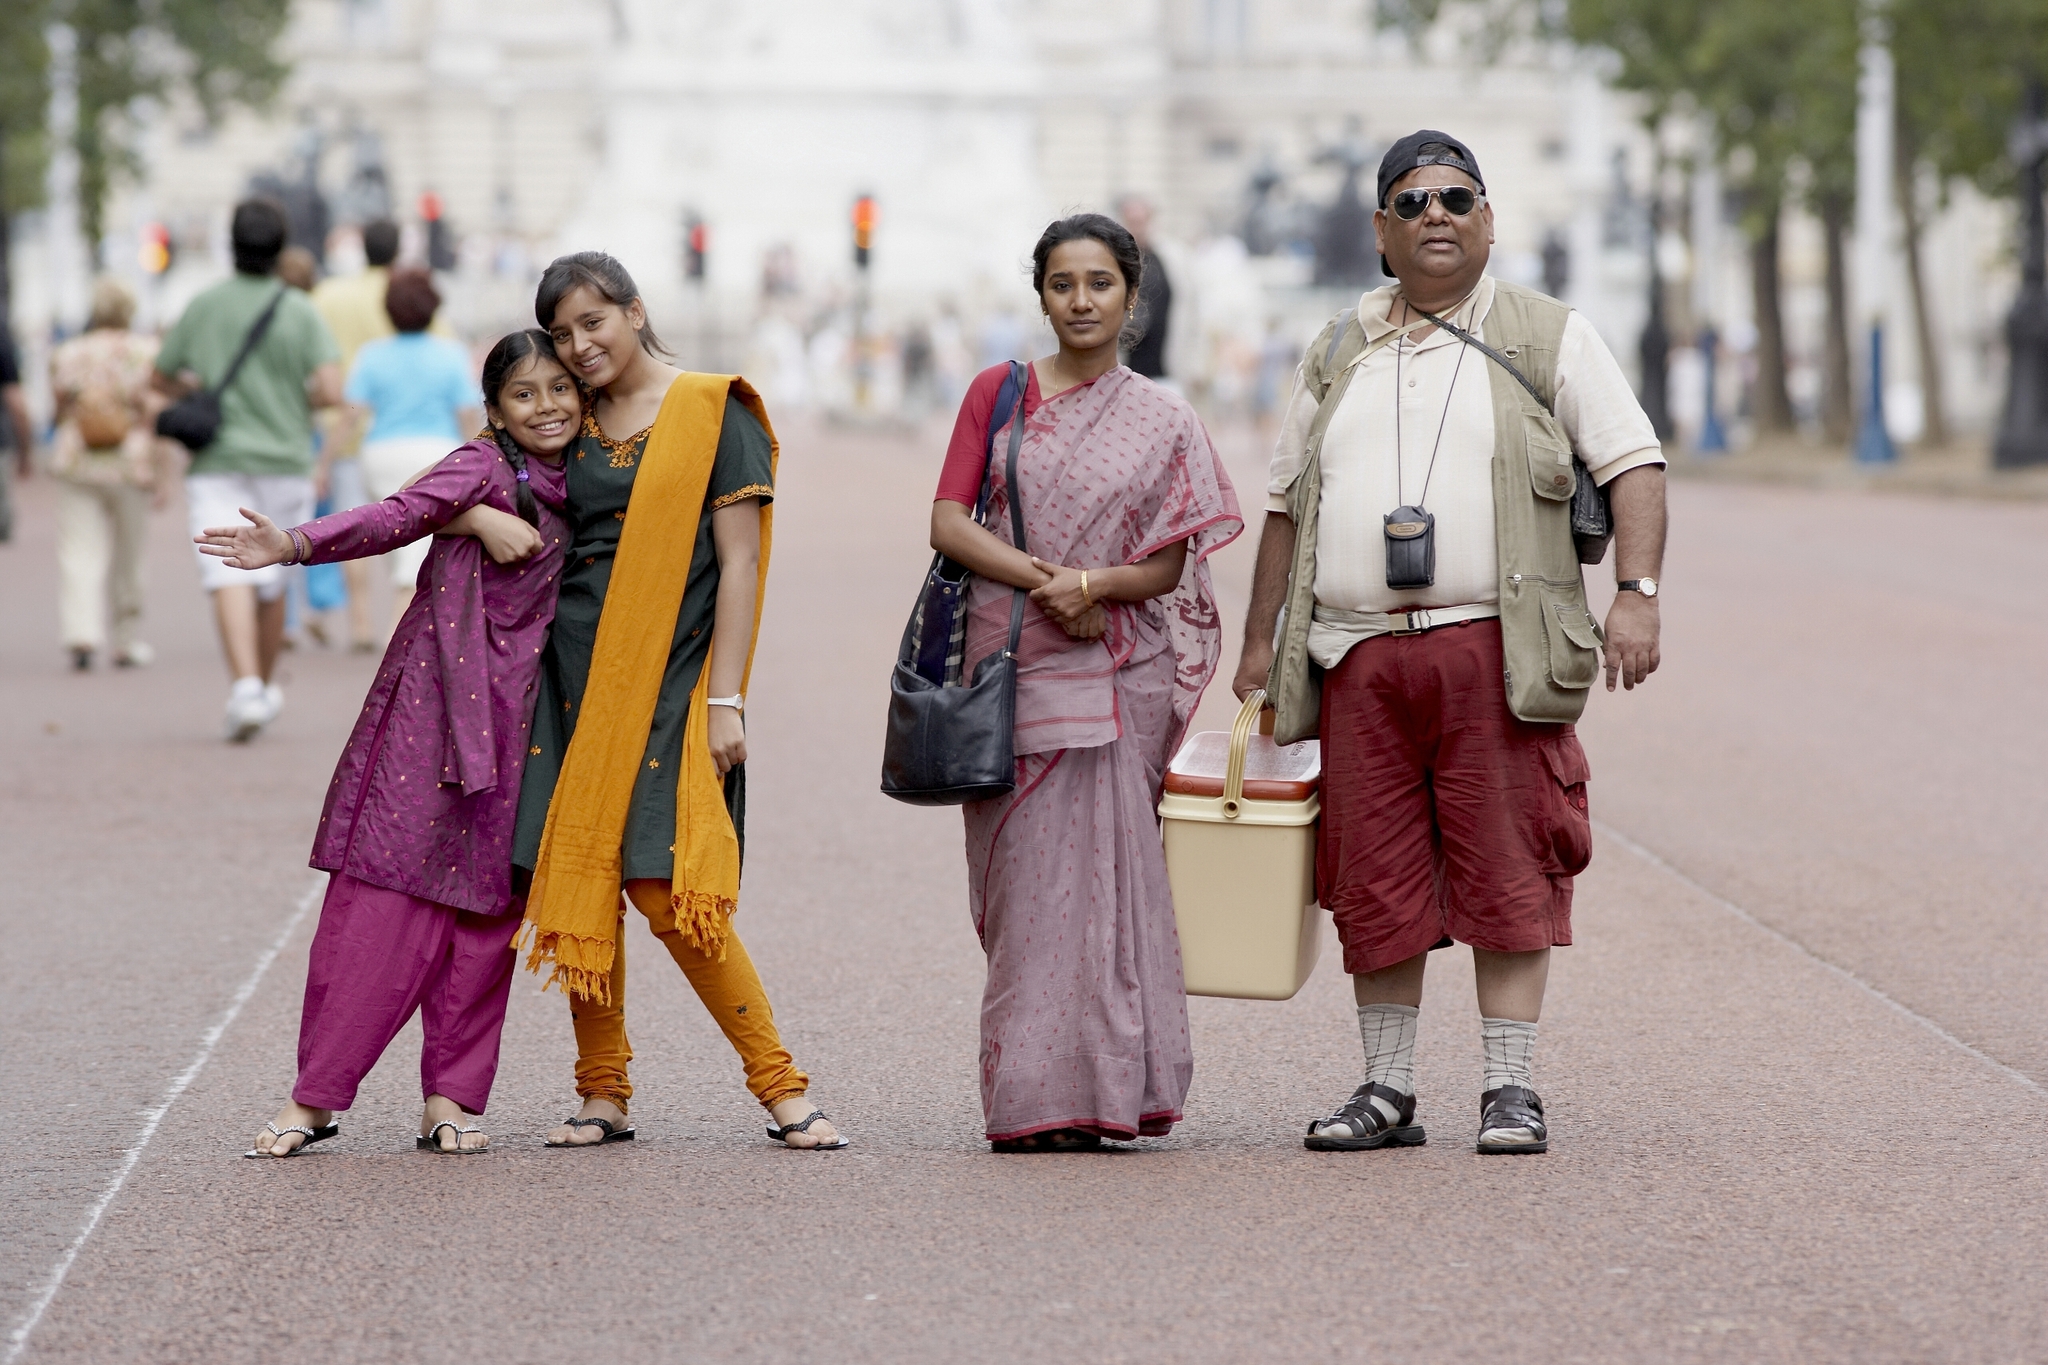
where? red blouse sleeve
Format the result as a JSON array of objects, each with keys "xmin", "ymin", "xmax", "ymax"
[{"xmin": 935, "ymin": 362, "xmax": 1038, "ymax": 506}]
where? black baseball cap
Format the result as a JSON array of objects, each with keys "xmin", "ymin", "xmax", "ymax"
[{"xmin": 1376, "ymin": 130, "xmax": 1486, "ymax": 209}]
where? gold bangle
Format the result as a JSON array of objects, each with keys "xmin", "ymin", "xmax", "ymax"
[{"xmin": 1080, "ymin": 569, "xmax": 1093, "ymax": 608}]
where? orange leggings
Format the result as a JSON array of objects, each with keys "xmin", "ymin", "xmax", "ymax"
[{"xmin": 569, "ymin": 880, "xmax": 810, "ymax": 1113}]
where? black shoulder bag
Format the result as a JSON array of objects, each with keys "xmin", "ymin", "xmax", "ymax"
[
  {"xmin": 1414, "ymin": 307, "xmax": 1614, "ymax": 565},
  {"xmin": 156, "ymin": 285, "xmax": 289, "ymax": 452},
  {"xmin": 880, "ymin": 361, "xmax": 1030, "ymax": 805}
]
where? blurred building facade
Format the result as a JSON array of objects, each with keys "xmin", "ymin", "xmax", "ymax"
[{"xmin": 5, "ymin": 0, "xmax": 2018, "ymax": 440}]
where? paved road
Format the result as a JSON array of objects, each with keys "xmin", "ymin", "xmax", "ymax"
[{"xmin": 3, "ymin": 424, "xmax": 2043, "ymax": 1365}]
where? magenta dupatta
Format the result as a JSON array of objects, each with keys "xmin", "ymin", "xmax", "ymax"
[{"xmin": 962, "ymin": 367, "xmax": 1242, "ymax": 758}]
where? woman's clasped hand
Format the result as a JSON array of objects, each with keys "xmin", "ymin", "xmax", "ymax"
[{"xmin": 1028, "ymin": 556, "xmax": 1107, "ymax": 638}]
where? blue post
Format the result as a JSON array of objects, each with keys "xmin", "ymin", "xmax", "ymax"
[
  {"xmin": 1695, "ymin": 326, "xmax": 1728, "ymax": 455},
  {"xmin": 1855, "ymin": 322, "xmax": 1896, "ymax": 464}
]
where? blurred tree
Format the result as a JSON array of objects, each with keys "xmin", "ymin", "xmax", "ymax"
[
  {"xmin": 1890, "ymin": 0, "xmax": 2048, "ymax": 448},
  {"xmin": 0, "ymin": 0, "xmax": 53, "ymax": 316},
  {"xmin": 69, "ymin": 0, "xmax": 291, "ymax": 253},
  {"xmin": 1569, "ymin": 0, "xmax": 1860, "ymax": 438}
]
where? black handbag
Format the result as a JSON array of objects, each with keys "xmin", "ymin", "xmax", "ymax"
[
  {"xmin": 155, "ymin": 285, "xmax": 288, "ymax": 452},
  {"xmin": 880, "ymin": 362, "xmax": 1029, "ymax": 805},
  {"xmin": 1414, "ymin": 307, "xmax": 1614, "ymax": 565}
]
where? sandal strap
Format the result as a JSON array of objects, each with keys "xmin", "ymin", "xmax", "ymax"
[
  {"xmin": 775, "ymin": 1109, "xmax": 829, "ymax": 1136},
  {"xmin": 566, "ymin": 1116, "xmax": 619, "ymax": 1137},
  {"xmin": 266, "ymin": 1123, "xmax": 318, "ymax": 1141},
  {"xmin": 1479, "ymin": 1086, "xmax": 1546, "ymax": 1131},
  {"xmin": 1309, "ymin": 1082, "xmax": 1414, "ymax": 1139}
]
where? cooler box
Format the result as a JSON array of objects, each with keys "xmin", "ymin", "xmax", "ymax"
[{"xmin": 1159, "ymin": 689, "xmax": 1325, "ymax": 1000}]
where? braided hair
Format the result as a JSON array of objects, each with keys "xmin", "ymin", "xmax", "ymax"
[{"xmin": 479, "ymin": 328, "xmax": 564, "ymax": 527}]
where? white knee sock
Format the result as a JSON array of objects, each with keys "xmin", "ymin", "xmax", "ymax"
[
  {"xmin": 1357, "ymin": 1003, "xmax": 1419, "ymax": 1098},
  {"xmin": 1480, "ymin": 1017, "xmax": 1538, "ymax": 1091}
]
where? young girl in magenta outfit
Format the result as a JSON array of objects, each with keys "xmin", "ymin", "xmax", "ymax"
[{"xmin": 198, "ymin": 330, "xmax": 578, "ymax": 1156}]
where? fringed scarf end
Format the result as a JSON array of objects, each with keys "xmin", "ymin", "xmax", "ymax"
[
  {"xmin": 671, "ymin": 887, "xmax": 736, "ymax": 962},
  {"xmin": 520, "ymin": 928, "xmax": 617, "ymax": 1004}
]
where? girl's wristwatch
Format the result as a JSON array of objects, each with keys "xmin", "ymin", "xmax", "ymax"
[
  {"xmin": 707, "ymin": 694, "xmax": 745, "ymax": 713},
  {"xmin": 1616, "ymin": 577, "xmax": 1658, "ymax": 598}
]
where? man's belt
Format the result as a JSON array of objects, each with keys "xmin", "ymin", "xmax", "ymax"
[{"xmin": 1313, "ymin": 602, "xmax": 1500, "ymax": 637}]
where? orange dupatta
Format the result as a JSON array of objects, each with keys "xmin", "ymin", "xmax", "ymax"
[{"xmin": 519, "ymin": 373, "xmax": 778, "ymax": 1001}]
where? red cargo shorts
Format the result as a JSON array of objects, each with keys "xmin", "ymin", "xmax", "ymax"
[{"xmin": 1317, "ymin": 618, "xmax": 1591, "ymax": 976}]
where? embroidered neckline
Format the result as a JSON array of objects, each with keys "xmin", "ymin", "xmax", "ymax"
[{"xmin": 583, "ymin": 408, "xmax": 652, "ymax": 467}]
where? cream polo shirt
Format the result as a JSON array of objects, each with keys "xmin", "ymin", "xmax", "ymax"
[{"xmin": 1265, "ymin": 277, "xmax": 1664, "ymax": 666}]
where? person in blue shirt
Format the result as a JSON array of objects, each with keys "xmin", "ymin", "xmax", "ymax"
[{"xmin": 346, "ymin": 268, "xmax": 479, "ymax": 625}]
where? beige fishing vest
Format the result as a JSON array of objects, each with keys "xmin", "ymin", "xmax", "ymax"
[{"xmin": 1268, "ymin": 280, "xmax": 1604, "ymax": 743}]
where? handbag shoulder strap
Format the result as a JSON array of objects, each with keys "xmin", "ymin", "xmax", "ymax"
[
  {"xmin": 212, "ymin": 285, "xmax": 289, "ymax": 399},
  {"xmin": 999, "ymin": 361, "xmax": 1029, "ymax": 658},
  {"xmin": 974, "ymin": 360, "xmax": 1027, "ymax": 524},
  {"xmin": 1412, "ymin": 305, "xmax": 1552, "ymax": 415}
]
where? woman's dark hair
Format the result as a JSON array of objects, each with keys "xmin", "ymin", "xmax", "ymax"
[
  {"xmin": 534, "ymin": 251, "xmax": 672, "ymax": 359},
  {"xmin": 231, "ymin": 198, "xmax": 289, "ymax": 275},
  {"xmin": 384, "ymin": 268, "xmax": 440, "ymax": 333},
  {"xmin": 479, "ymin": 328, "xmax": 569, "ymax": 527},
  {"xmin": 1030, "ymin": 213, "xmax": 1143, "ymax": 298}
]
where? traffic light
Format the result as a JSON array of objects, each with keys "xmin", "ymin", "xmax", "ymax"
[
  {"xmin": 852, "ymin": 194, "xmax": 875, "ymax": 270},
  {"xmin": 138, "ymin": 222, "xmax": 172, "ymax": 274},
  {"xmin": 685, "ymin": 214, "xmax": 708, "ymax": 281},
  {"xmin": 419, "ymin": 192, "xmax": 457, "ymax": 271}
]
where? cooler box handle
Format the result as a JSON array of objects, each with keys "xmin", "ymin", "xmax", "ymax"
[{"xmin": 1223, "ymin": 689, "xmax": 1268, "ymax": 819}]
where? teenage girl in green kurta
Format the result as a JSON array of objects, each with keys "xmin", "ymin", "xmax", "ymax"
[{"xmin": 452, "ymin": 253, "xmax": 844, "ymax": 1150}]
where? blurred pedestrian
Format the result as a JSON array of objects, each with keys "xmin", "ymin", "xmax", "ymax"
[
  {"xmin": 927, "ymin": 214, "xmax": 1242, "ymax": 1151},
  {"xmin": 345, "ymin": 267, "xmax": 478, "ymax": 626},
  {"xmin": 1116, "ymin": 195, "xmax": 1195, "ymax": 389},
  {"xmin": 444, "ymin": 251, "xmax": 849, "ymax": 1152},
  {"xmin": 312, "ymin": 219, "xmax": 404, "ymax": 649},
  {"xmin": 1234, "ymin": 130, "xmax": 1668, "ymax": 1157},
  {"xmin": 0, "ymin": 325, "xmax": 32, "ymax": 542},
  {"xmin": 153, "ymin": 197, "xmax": 343, "ymax": 741},
  {"xmin": 49, "ymin": 277, "xmax": 167, "ymax": 671},
  {"xmin": 199, "ymin": 329, "xmax": 578, "ymax": 1157},
  {"xmin": 275, "ymin": 246, "xmax": 320, "ymax": 293}
]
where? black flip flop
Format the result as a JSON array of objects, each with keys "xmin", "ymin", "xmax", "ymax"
[
  {"xmin": 416, "ymin": 1120, "xmax": 489, "ymax": 1154},
  {"xmin": 243, "ymin": 1121, "xmax": 340, "ymax": 1159},
  {"xmin": 545, "ymin": 1115, "xmax": 635, "ymax": 1148},
  {"xmin": 767, "ymin": 1109, "xmax": 850, "ymax": 1149}
]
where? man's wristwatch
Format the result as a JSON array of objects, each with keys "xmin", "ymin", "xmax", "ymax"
[{"xmin": 1616, "ymin": 577, "xmax": 1658, "ymax": 599}]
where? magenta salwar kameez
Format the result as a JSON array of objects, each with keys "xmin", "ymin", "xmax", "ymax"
[
  {"xmin": 285, "ymin": 438, "xmax": 567, "ymax": 1113},
  {"xmin": 958, "ymin": 367, "xmax": 1241, "ymax": 1142}
]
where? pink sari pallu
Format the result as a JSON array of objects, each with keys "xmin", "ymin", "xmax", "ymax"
[
  {"xmin": 961, "ymin": 367, "xmax": 1241, "ymax": 759},
  {"xmin": 960, "ymin": 366, "xmax": 1242, "ymax": 1142}
]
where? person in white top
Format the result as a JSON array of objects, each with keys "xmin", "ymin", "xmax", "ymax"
[{"xmin": 1233, "ymin": 130, "xmax": 1668, "ymax": 1157}]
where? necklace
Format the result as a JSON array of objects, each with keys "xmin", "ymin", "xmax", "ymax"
[{"xmin": 1393, "ymin": 294, "xmax": 1474, "ymax": 510}]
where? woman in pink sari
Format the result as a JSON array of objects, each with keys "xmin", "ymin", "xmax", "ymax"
[{"xmin": 930, "ymin": 214, "xmax": 1242, "ymax": 1151}]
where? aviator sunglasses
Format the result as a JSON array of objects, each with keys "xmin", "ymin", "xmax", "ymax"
[{"xmin": 1389, "ymin": 185, "xmax": 1484, "ymax": 220}]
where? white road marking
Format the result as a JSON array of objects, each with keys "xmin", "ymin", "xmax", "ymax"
[
  {"xmin": 4, "ymin": 876, "xmax": 325, "ymax": 1364},
  {"xmin": 1599, "ymin": 822, "xmax": 2046, "ymax": 1099}
]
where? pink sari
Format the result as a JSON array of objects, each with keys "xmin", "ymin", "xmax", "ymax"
[{"xmin": 960, "ymin": 367, "xmax": 1241, "ymax": 1142}]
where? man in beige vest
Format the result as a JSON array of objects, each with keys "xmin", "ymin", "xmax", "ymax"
[{"xmin": 1233, "ymin": 131, "xmax": 1667, "ymax": 1156}]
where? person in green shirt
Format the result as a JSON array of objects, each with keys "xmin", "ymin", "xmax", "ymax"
[{"xmin": 153, "ymin": 199, "xmax": 343, "ymax": 741}]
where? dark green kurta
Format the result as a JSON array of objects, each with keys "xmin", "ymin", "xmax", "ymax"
[{"xmin": 512, "ymin": 395, "xmax": 774, "ymax": 881}]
